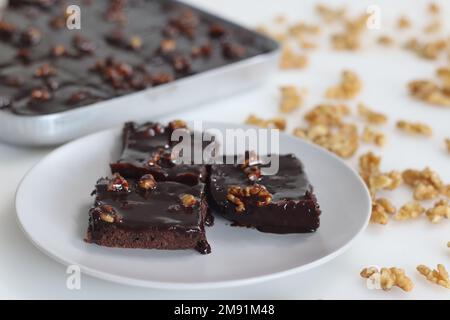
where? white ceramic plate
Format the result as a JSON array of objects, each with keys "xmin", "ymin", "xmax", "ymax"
[{"xmin": 15, "ymin": 122, "xmax": 371, "ymax": 289}]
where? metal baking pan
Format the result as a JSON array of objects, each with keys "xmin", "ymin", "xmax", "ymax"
[{"xmin": 0, "ymin": 0, "xmax": 279, "ymax": 147}]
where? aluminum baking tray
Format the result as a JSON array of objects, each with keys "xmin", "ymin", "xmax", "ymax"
[{"xmin": 0, "ymin": 1, "xmax": 279, "ymax": 147}]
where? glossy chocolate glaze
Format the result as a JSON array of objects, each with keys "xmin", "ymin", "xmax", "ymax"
[
  {"xmin": 90, "ymin": 177, "xmax": 206, "ymax": 232},
  {"xmin": 110, "ymin": 121, "xmax": 207, "ymax": 186},
  {"xmin": 209, "ymin": 154, "xmax": 321, "ymax": 233},
  {"xmin": 0, "ymin": 0, "xmax": 272, "ymax": 115}
]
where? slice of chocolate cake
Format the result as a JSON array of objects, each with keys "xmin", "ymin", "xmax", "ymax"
[
  {"xmin": 85, "ymin": 173, "xmax": 211, "ymax": 254},
  {"xmin": 110, "ymin": 121, "xmax": 207, "ymax": 186},
  {"xmin": 208, "ymin": 154, "xmax": 321, "ymax": 233}
]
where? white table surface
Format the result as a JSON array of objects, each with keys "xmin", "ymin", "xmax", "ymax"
[{"xmin": 1, "ymin": 0, "xmax": 449, "ymax": 299}]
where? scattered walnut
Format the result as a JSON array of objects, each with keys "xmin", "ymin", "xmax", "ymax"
[
  {"xmin": 331, "ymin": 32, "xmax": 360, "ymax": 51},
  {"xmin": 395, "ymin": 202, "xmax": 425, "ymax": 221},
  {"xmin": 409, "ymin": 80, "xmax": 450, "ymax": 107},
  {"xmin": 417, "ymin": 264, "xmax": 450, "ymax": 289},
  {"xmin": 279, "ymin": 45, "xmax": 308, "ymax": 69},
  {"xmin": 361, "ymin": 267, "xmax": 414, "ymax": 292},
  {"xmin": 304, "ymin": 103, "xmax": 350, "ymax": 126},
  {"xmin": 362, "ymin": 126, "xmax": 387, "ymax": 147},
  {"xmin": 405, "ymin": 38, "xmax": 447, "ymax": 60},
  {"xmin": 245, "ymin": 114, "xmax": 286, "ymax": 130},
  {"xmin": 377, "ymin": 35, "xmax": 394, "ymax": 46},
  {"xmin": 325, "ymin": 70, "xmax": 361, "ymax": 99},
  {"xmin": 397, "ymin": 16, "xmax": 411, "ymax": 29},
  {"xmin": 446, "ymin": 139, "xmax": 450, "ymax": 153},
  {"xmin": 428, "ymin": 2, "xmax": 441, "ymax": 15},
  {"xmin": 426, "ymin": 199, "xmax": 450, "ymax": 223},
  {"xmin": 396, "ymin": 120, "xmax": 433, "ymax": 137},
  {"xmin": 370, "ymin": 201, "xmax": 390, "ymax": 225},
  {"xmin": 315, "ymin": 4, "xmax": 346, "ymax": 23},
  {"xmin": 402, "ymin": 167, "xmax": 444, "ymax": 200},
  {"xmin": 227, "ymin": 184, "xmax": 273, "ymax": 213},
  {"xmin": 138, "ymin": 174, "xmax": 156, "ymax": 191},
  {"xmin": 294, "ymin": 123, "xmax": 358, "ymax": 158},
  {"xmin": 180, "ymin": 194, "xmax": 198, "ymax": 208},
  {"xmin": 289, "ymin": 22, "xmax": 320, "ymax": 36},
  {"xmin": 359, "ymin": 152, "xmax": 381, "ymax": 184},
  {"xmin": 424, "ymin": 20, "xmax": 441, "ymax": 34},
  {"xmin": 359, "ymin": 153, "xmax": 401, "ymax": 196},
  {"xmin": 107, "ymin": 173, "xmax": 130, "ymax": 192},
  {"xmin": 279, "ymin": 86, "xmax": 303, "ymax": 113},
  {"xmin": 357, "ymin": 103, "xmax": 388, "ymax": 125}
]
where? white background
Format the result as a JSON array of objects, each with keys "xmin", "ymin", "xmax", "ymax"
[{"xmin": 1, "ymin": 0, "xmax": 449, "ymax": 299}]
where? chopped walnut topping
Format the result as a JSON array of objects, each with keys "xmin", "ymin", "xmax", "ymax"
[
  {"xmin": 325, "ymin": 70, "xmax": 361, "ymax": 99},
  {"xmin": 245, "ymin": 114, "xmax": 286, "ymax": 130},
  {"xmin": 357, "ymin": 103, "xmax": 388, "ymax": 125},
  {"xmin": 138, "ymin": 174, "xmax": 157, "ymax": 191},
  {"xmin": 107, "ymin": 173, "xmax": 130, "ymax": 192},
  {"xmin": 51, "ymin": 44, "xmax": 66, "ymax": 57},
  {"xmin": 417, "ymin": 264, "xmax": 450, "ymax": 289},
  {"xmin": 279, "ymin": 86, "xmax": 303, "ymax": 113},
  {"xmin": 227, "ymin": 184, "xmax": 273, "ymax": 213},
  {"xmin": 362, "ymin": 126, "xmax": 387, "ymax": 147},
  {"xmin": 396, "ymin": 120, "xmax": 432, "ymax": 137},
  {"xmin": 279, "ymin": 45, "xmax": 308, "ymax": 69},
  {"xmin": 426, "ymin": 199, "xmax": 450, "ymax": 223},
  {"xmin": 402, "ymin": 167, "xmax": 445, "ymax": 201},
  {"xmin": 361, "ymin": 267, "xmax": 414, "ymax": 292},
  {"xmin": 34, "ymin": 63, "xmax": 56, "ymax": 78},
  {"xmin": 168, "ymin": 120, "xmax": 187, "ymax": 131},
  {"xmin": 397, "ymin": 16, "xmax": 411, "ymax": 29},
  {"xmin": 243, "ymin": 166, "xmax": 262, "ymax": 182},
  {"xmin": 304, "ymin": 104, "xmax": 350, "ymax": 126},
  {"xmin": 395, "ymin": 202, "xmax": 425, "ymax": 221},
  {"xmin": 30, "ymin": 88, "xmax": 51, "ymax": 101},
  {"xmin": 180, "ymin": 194, "xmax": 198, "ymax": 208},
  {"xmin": 96, "ymin": 205, "xmax": 117, "ymax": 223},
  {"xmin": 160, "ymin": 39, "xmax": 176, "ymax": 54}
]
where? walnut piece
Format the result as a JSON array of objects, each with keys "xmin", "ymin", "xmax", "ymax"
[
  {"xmin": 96, "ymin": 204, "xmax": 116, "ymax": 223},
  {"xmin": 445, "ymin": 139, "xmax": 450, "ymax": 153},
  {"xmin": 180, "ymin": 194, "xmax": 198, "ymax": 208},
  {"xmin": 371, "ymin": 198, "xmax": 396, "ymax": 225},
  {"xmin": 362, "ymin": 126, "xmax": 387, "ymax": 147},
  {"xmin": 396, "ymin": 120, "xmax": 433, "ymax": 137},
  {"xmin": 408, "ymin": 79, "xmax": 450, "ymax": 107},
  {"xmin": 245, "ymin": 114, "xmax": 286, "ymax": 130},
  {"xmin": 325, "ymin": 70, "xmax": 362, "ymax": 99},
  {"xmin": 107, "ymin": 173, "xmax": 129, "ymax": 192},
  {"xmin": 279, "ymin": 86, "xmax": 303, "ymax": 113},
  {"xmin": 361, "ymin": 267, "xmax": 414, "ymax": 292},
  {"xmin": 397, "ymin": 16, "xmax": 411, "ymax": 29},
  {"xmin": 395, "ymin": 202, "xmax": 425, "ymax": 221},
  {"xmin": 402, "ymin": 167, "xmax": 445, "ymax": 201},
  {"xmin": 426, "ymin": 199, "xmax": 450, "ymax": 223},
  {"xmin": 227, "ymin": 184, "xmax": 273, "ymax": 213},
  {"xmin": 279, "ymin": 45, "xmax": 308, "ymax": 69},
  {"xmin": 304, "ymin": 104, "xmax": 350, "ymax": 126},
  {"xmin": 138, "ymin": 174, "xmax": 156, "ymax": 190},
  {"xmin": 417, "ymin": 264, "xmax": 450, "ymax": 289},
  {"xmin": 357, "ymin": 103, "xmax": 388, "ymax": 125}
]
